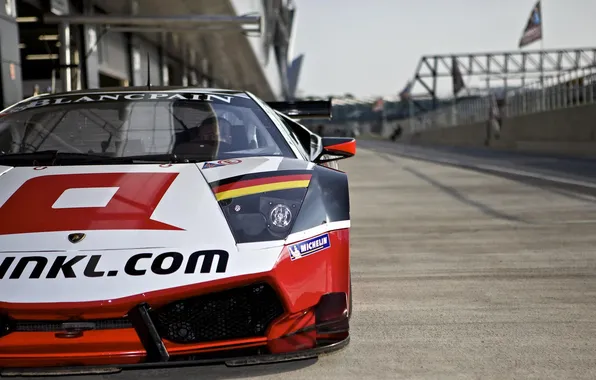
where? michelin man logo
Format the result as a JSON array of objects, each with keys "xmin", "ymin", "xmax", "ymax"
[{"xmin": 288, "ymin": 233, "xmax": 331, "ymax": 261}]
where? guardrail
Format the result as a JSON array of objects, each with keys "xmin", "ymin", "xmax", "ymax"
[{"xmin": 404, "ymin": 65, "xmax": 596, "ymax": 133}]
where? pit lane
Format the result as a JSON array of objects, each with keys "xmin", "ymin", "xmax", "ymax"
[{"xmin": 33, "ymin": 143, "xmax": 596, "ymax": 379}]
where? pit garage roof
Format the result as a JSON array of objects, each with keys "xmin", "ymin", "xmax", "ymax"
[{"xmin": 70, "ymin": 0, "xmax": 275, "ymax": 100}]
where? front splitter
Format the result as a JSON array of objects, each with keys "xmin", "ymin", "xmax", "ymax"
[{"xmin": 0, "ymin": 337, "xmax": 349, "ymax": 377}]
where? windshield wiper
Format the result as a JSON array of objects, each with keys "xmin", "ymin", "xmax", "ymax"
[
  {"xmin": 109, "ymin": 154, "xmax": 202, "ymax": 163},
  {"xmin": 0, "ymin": 151, "xmax": 207, "ymax": 165},
  {"xmin": 0, "ymin": 150, "xmax": 110, "ymax": 161}
]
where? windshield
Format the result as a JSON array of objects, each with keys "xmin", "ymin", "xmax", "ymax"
[{"xmin": 0, "ymin": 91, "xmax": 295, "ymax": 165}]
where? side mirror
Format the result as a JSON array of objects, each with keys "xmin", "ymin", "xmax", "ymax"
[{"xmin": 314, "ymin": 137, "xmax": 356, "ymax": 163}]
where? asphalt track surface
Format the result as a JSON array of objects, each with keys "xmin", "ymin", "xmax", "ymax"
[{"xmin": 35, "ymin": 141, "xmax": 596, "ymax": 379}]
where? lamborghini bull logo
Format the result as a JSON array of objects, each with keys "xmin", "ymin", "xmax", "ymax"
[
  {"xmin": 0, "ymin": 250, "xmax": 229, "ymax": 280},
  {"xmin": 67, "ymin": 233, "xmax": 86, "ymax": 244}
]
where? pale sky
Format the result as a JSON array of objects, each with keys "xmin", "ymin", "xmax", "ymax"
[{"xmin": 288, "ymin": 0, "xmax": 596, "ymax": 98}]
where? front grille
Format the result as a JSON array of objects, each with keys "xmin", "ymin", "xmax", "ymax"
[
  {"xmin": 13, "ymin": 318, "xmax": 132, "ymax": 332},
  {"xmin": 152, "ymin": 282, "xmax": 285, "ymax": 344},
  {"xmin": 0, "ymin": 316, "xmax": 132, "ymax": 338}
]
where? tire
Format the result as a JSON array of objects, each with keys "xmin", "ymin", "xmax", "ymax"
[
  {"xmin": 348, "ymin": 269, "xmax": 353, "ymax": 317},
  {"xmin": 349, "ymin": 279, "xmax": 353, "ymax": 317}
]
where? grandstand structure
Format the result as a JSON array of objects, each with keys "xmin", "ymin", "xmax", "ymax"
[{"xmin": 325, "ymin": 47, "xmax": 596, "ymax": 136}]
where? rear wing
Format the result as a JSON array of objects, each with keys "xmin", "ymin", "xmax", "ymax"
[{"xmin": 266, "ymin": 98, "xmax": 332, "ymax": 119}]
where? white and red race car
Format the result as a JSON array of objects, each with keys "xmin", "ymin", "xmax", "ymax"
[{"xmin": 0, "ymin": 87, "xmax": 355, "ymax": 375}]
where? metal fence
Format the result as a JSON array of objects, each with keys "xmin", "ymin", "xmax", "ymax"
[{"xmin": 403, "ymin": 65, "xmax": 596, "ymax": 133}]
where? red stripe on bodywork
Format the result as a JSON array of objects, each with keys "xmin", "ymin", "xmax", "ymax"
[{"xmin": 0, "ymin": 172, "xmax": 182, "ymax": 235}]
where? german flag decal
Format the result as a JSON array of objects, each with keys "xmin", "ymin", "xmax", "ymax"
[{"xmin": 210, "ymin": 171, "xmax": 313, "ymax": 201}]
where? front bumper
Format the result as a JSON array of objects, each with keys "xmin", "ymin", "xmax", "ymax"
[
  {"xmin": 0, "ymin": 298, "xmax": 350, "ymax": 377},
  {"xmin": 0, "ymin": 229, "xmax": 351, "ymax": 375}
]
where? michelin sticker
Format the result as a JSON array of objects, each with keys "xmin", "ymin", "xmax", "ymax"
[{"xmin": 288, "ymin": 233, "xmax": 331, "ymax": 261}]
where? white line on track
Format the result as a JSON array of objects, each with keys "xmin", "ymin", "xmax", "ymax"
[{"xmin": 363, "ymin": 145, "xmax": 596, "ymax": 189}]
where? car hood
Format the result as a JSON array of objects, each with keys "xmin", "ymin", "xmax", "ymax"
[{"xmin": 0, "ymin": 156, "xmax": 315, "ymax": 303}]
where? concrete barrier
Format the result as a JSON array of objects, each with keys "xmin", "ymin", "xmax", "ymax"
[{"xmin": 406, "ymin": 103, "xmax": 596, "ymax": 158}]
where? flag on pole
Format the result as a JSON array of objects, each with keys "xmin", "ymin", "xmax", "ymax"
[
  {"xmin": 451, "ymin": 57, "xmax": 465, "ymax": 95},
  {"xmin": 518, "ymin": 1, "xmax": 542, "ymax": 48},
  {"xmin": 372, "ymin": 98, "xmax": 384, "ymax": 112},
  {"xmin": 399, "ymin": 81, "xmax": 412, "ymax": 101}
]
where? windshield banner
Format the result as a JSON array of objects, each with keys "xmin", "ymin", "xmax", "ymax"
[{"xmin": 5, "ymin": 92, "xmax": 251, "ymax": 114}]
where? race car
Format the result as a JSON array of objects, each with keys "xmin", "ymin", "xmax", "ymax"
[{"xmin": 0, "ymin": 86, "xmax": 355, "ymax": 376}]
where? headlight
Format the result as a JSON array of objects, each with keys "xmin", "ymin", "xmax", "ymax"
[
  {"xmin": 269, "ymin": 203, "xmax": 293, "ymax": 229},
  {"xmin": 218, "ymin": 191, "xmax": 306, "ymax": 243},
  {"xmin": 213, "ymin": 171, "xmax": 311, "ymax": 243},
  {"xmin": 213, "ymin": 166, "xmax": 349, "ymax": 244}
]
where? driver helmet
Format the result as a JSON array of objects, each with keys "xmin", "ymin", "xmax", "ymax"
[{"xmin": 197, "ymin": 116, "xmax": 232, "ymax": 145}]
